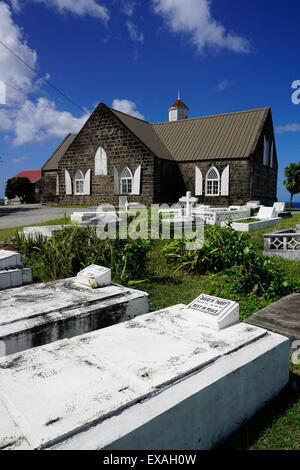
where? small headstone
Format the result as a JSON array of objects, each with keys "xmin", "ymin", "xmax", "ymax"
[
  {"xmin": 247, "ymin": 201, "xmax": 261, "ymax": 208},
  {"xmin": 77, "ymin": 264, "xmax": 111, "ymax": 288},
  {"xmin": 257, "ymin": 206, "xmax": 276, "ymax": 220},
  {"xmin": 0, "ymin": 250, "xmax": 21, "ymax": 270},
  {"xmin": 185, "ymin": 293, "xmax": 239, "ymax": 330},
  {"xmin": 83, "ymin": 212, "xmax": 121, "ymax": 226},
  {"xmin": 273, "ymin": 202, "xmax": 286, "ymax": 213}
]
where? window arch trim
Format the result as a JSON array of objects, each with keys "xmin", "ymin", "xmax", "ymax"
[{"xmin": 205, "ymin": 166, "xmax": 220, "ymax": 196}]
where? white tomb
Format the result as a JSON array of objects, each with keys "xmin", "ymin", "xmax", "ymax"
[
  {"xmin": 0, "ymin": 277, "xmax": 149, "ymax": 357},
  {"xmin": 0, "ymin": 303, "xmax": 289, "ymax": 450},
  {"xmin": 77, "ymin": 265, "xmax": 111, "ymax": 288},
  {"xmin": 257, "ymin": 206, "xmax": 277, "ymax": 220},
  {"xmin": 22, "ymin": 225, "xmax": 72, "ymax": 240},
  {"xmin": 0, "ymin": 250, "xmax": 32, "ymax": 291},
  {"xmin": 247, "ymin": 201, "xmax": 261, "ymax": 208},
  {"xmin": 0, "ymin": 250, "xmax": 21, "ymax": 270},
  {"xmin": 185, "ymin": 294, "xmax": 239, "ymax": 330},
  {"xmin": 71, "ymin": 212, "xmax": 97, "ymax": 224}
]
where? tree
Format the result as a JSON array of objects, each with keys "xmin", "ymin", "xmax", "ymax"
[
  {"xmin": 283, "ymin": 163, "xmax": 300, "ymax": 208},
  {"xmin": 5, "ymin": 177, "xmax": 34, "ymax": 203}
]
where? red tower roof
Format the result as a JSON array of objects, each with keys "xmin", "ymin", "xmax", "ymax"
[
  {"xmin": 14, "ymin": 170, "xmax": 41, "ymax": 183},
  {"xmin": 170, "ymin": 98, "xmax": 189, "ymax": 109}
]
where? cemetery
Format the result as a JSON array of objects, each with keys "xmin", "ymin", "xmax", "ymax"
[{"xmin": 0, "ymin": 199, "xmax": 299, "ymax": 450}]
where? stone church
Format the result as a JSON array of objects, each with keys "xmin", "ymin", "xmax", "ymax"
[{"xmin": 41, "ymin": 96, "xmax": 278, "ymax": 206}]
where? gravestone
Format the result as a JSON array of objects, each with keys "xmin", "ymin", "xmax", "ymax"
[
  {"xmin": 273, "ymin": 202, "xmax": 286, "ymax": 213},
  {"xmin": 185, "ymin": 294, "xmax": 239, "ymax": 330},
  {"xmin": 22, "ymin": 225, "xmax": 72, "ymax": 240},
  {"xmin": 179, "ymin": 192, "xmax": 198, "ymax": 217},
  {"xmin": 77, "ymin": 265, "xmax": 111, "ymax": 287},
  {"xmin": 257, "ymin": 206, "xmax": 277, "ymax": 220},
  {"xmin": 247, "ymin": 201, "xmax": 261, "ymax": 208},
  {"xmin": 0, "ymin": 303, "xmax": 289, "ymax": 450}
]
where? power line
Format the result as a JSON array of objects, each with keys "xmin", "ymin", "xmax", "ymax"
[
  {"xmin": 4, "ymin": 82, "xmax": 38, "ymax": 105},
  {"xmin": 0, "ymin": 38, "xmax": 88, "ymax": 114}
]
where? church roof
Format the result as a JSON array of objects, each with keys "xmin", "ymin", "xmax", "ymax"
[
  {"xmin": 152, "ymin": 107, "xmax": 270, "ymax": 162},
  {"xmin": 42, "ymin": 133, "xmax": 77, "ymax": 171},
  {"xmin": 110, "ymin": 107, "xmax": 174, "ymax": 160}
]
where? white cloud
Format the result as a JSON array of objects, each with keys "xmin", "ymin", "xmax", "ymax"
[
  {"xmin": 112, "ymin": 99, "xmax": 144, "ymax": 119},
  {"xmin": 152, "ymin": 0, "xmax": 250, "ymax": 54},
  {"xmin": 0, "ymin": 1, "xmax": 37, "ymax": 105},
  {"xmin": 12, "ymin": 98, "xmax": 88, "ymax": 146},
  {"xmin": 11, "ymin": 156, "xmax": 28, "ymax": 164},
  {"xmin": 121, "ymin": 1, "xmax": 136, "ymax": 17},
  {"xmin": 0, "ymin": 2, "xmax": 89, "ymax": 146},
  {"xmin": 126, "ymin": 21, "xmax": 144, "ymax": 43},
  {"xmin": 217, "ymin": 79, "xmax": 229, "ymax": 91},
  {"xmin": 11, "ymin": 0, "xmax": 109, "ymax": 21},
  {"xmin": 276, "ymin": 123, "xmax": 300, "ymax": 134}
]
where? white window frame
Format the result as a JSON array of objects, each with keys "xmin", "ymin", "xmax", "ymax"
[
  {"xmin": 74, "ymin": 169, "xmax": 85, "ymax": 195},
  {"xmin": 205, "ymin": 166, "xmax": 220, "ymax": 196},
  {"xmin": 120, "ymin": 167, "xmax": 133, "ymax": 195}
]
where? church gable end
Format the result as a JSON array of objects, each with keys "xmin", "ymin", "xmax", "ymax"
[{"xmin": 56, "ymin": 104, "xmax": 163, "ymax": 206}]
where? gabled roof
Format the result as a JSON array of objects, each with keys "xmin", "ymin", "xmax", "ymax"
[
  {"xmin": 42, "ymin": 133, "xmax": 77, "ymax": 171},
  {"xmin": 14, "ymin": 170, "xmax": 41, "ymax": 183},
  {"xmin": 109, "ymin": 107, "xmax": 174, "ymax": 160},
  {"xmin": 152, "ymin": 107, "xmax": 270, "ymax": 162}
]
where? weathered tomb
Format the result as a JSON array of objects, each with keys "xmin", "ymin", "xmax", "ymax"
[
  {"xmin": 0, "ymin": 300, "xmax": 289, "ymax": 450},
  {"xmin": 0, "ymin": 276, "xmax": 149, "ymax": 357},
  {"xmin": 245, "ymin": 293, "xmax": 300, "ymax": 341},
  {"xmin": 0, "ymin": 250, "xmax": 32, "ymax": 291}
]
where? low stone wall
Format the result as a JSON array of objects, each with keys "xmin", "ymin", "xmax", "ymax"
[{"xmin": 263, "ymin": 228, "xmax": 300, "ymax": 260}]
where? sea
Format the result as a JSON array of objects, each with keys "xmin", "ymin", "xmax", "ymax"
[{"xmin": 286, "ymin": 202, "xmax": 300, "ymax": 209}]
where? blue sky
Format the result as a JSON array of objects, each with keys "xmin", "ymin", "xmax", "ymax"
[{"xmin": 0, "ymin": 0, "xmax": 300, "ymax": 202}]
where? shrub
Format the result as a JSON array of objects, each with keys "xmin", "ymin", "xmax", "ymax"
[
  {"xmin": 15, "ymin": 226, "xmax": 151, "ymax": 284},
  {"xmin": 163, "ymin": 226, "xmax": 299, "ymax": 299}
]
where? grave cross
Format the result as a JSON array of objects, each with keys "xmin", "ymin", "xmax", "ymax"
[{"xmin": 179, "ymin": 191, "xmax": 198, "ymax": 217}]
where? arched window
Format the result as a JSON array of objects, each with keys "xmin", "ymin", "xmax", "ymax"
[
  {"xmin": 95, "ymin": 146, "xmax": 107, "ymax": 175},
  {"xmin": 74, "ymin": 169, "xmax": 85, "ymax": 195},
  {"xmin": 120, "ymin": 167, "xmax": 133, "ymax": 195},
  {"xmin": 206, "ymin": 167, "xmax": 220, "ymax": 196}
]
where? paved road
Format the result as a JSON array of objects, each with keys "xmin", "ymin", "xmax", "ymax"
[{"xmin": 0, "ymin": 204, "xmax": 91, "ymax": 230}]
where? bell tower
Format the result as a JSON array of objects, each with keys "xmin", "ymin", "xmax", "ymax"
[{"xmin": 168, "ymin": 92, "xmax": 189, "ymax": 122}]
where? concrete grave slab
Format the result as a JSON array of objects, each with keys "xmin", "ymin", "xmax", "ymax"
[
  {"xmin": 0, "ymin": 278, "xmax": 149, "ymax": 357},
  {"xmin": 0, "ymin": 305, "xmax": 290, "ymax": 450},
  {"xmin": 245, "ymin": 293, "xmax": 300, "ymax": 342},
  {"xmin": 0, "ymin": 250, "xmax": 21, "ymax": 270},
  {"xmin": 22, "ymin": 225, "xmax": 72, "ymax": 240}
]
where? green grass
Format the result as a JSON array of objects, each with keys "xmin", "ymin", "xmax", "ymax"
[
  {"xmin": 237, "ymin": 218, "xmax": 260, "ymax": 223},
  {"xmin": 0, "ymin": 217, "xmax": 71, "ymax": 242}
]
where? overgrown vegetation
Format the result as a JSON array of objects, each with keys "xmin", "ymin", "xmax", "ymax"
[
  {"xmin": 163, "ymin": 225, "xmax": 299, "ymax": 301},
  {"xmin": 15, "ymin": 226, "xmax": 151, "ymax": 285}
]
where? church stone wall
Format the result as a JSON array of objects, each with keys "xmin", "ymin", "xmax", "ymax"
[
  {"xmin": 178, "ymin": 160, "xmax": 252, "ymax": 206},
  {"xmin": 250, "ymin": 113, "xmax": 278, "ymax": 205},
  {"xmin": 56, "ymin": 104, "xmax": 164, "ymax": 207},
  {"xmin": 41, "ymin": 171, "xmax": 58, "ymax": 203}
]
